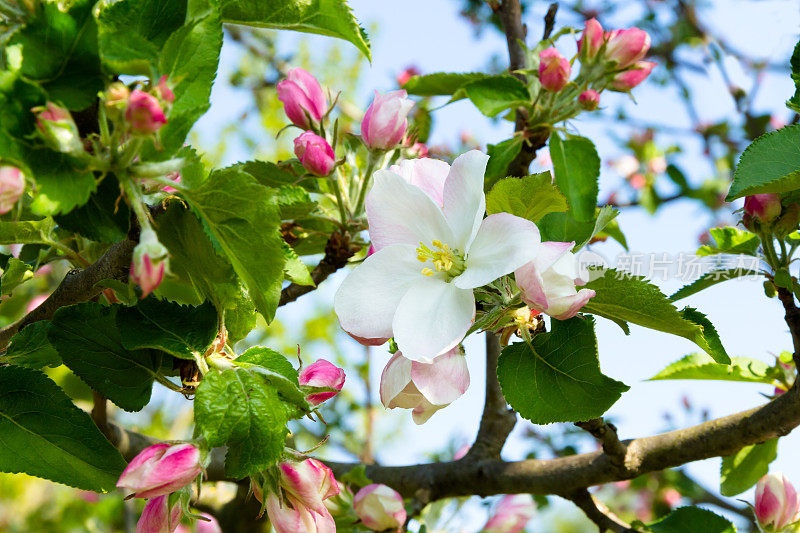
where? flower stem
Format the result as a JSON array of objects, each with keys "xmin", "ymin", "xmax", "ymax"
[{"xmin": 353, "ymin": 150, "xmax": 382, "ymax": 218}]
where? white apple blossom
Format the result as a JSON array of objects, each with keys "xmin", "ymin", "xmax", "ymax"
[{"xmin": 334, "ymin": 150, "xmax": 541, "ymax": 362}]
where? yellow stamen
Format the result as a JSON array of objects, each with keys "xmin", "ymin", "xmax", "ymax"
[{"xmin": 421, "ymin": 268, "xmax": 435, "ymax": 277}]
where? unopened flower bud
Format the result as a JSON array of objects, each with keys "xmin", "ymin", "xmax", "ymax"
[
  {"xmin": 608, "ymin": 61, "xmax": 656, "ymax": 91},
  {"xmin": 578, "ymin": 18, "xmax": 604, "ymax": 59},
  {"xmin": 605, "ymin": 28, "xmax": 651, "ymax": 68},
  {"xmin": 774, "ymin": 203, "xmax": 800, "ymax": 239},
  {"xmin": 538, "ymin": 48, "xmax": 571, "ymax": 92},
  {"xmin": 0, "ymin": 166, "xmax": 25, "ymax": 214},
  {"xmin": 277, "ymin": 68, "xmax": 327, "ymax": 129},
  {"xmin": 278, "ymin": 458, "xmax": 339, "ymax": 515},
  {"xmin": 299, "ymin": 359, "xmax": 346, "ymax": 405},
  {"xmin": 105, "ymin": 82, "xmax": 131, "ymax": 109},
  {"xmin": 353, "ymin": 484, "xmax": 406, "ymax": 531},
  {"xmin": 155, "ymin": 76, "xmax": 175, "ymax": 104},
  {"xmin": 755, "ymin": 473, "xmax": 800, "ymax": 531},
  {"xmin": 117, "ymin": 442, "xmax": 201, "ymax": 498},
  {"xmin": 361, "ymin": 90, "xmax": 414, "ymax": 151},
  {"xmin": 126, "ymin": 90, "xmax": 167, "ymax": 135},
  {"xmin": 131, "ymin": 227, "xmax": 168, "ymax": 298},
  {"xmin": 294, "ymin": 131, "xmax": 335, "ymax": 176},
  {"xmin": 396, "ymin": 66, "xmax": 420, "ymax": 87},
  {"xmin": 578, "ymin": 89, "xmax": 600, "ymax": 110},
  {"xmin": 33, "ymin": 102, "xmax": 84, "ymax": 156},
  {"xmin": 744, "ymin": 193, "xmax": 782, "ymax": 223},
  {"xmin": 136, "ymin": 495, "xmax": 182, "ymax": 533}
]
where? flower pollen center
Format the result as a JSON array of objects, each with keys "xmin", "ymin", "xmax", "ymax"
[{"xmin": 416, "ymin": 240, "xmax": 465, "ymax": 280}]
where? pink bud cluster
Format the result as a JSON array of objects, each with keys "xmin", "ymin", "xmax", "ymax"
[
  {"xmin": 579, "ymin": 18, "xmax": 655, "ymax": 92},
  {"xmin": 101, "ymin": 76, "xmax": 174, "ymax": 136}
]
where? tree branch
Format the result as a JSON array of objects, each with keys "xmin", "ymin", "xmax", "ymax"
[
  {"xmin": 575, "ymin": 418, "xmax": 627, "ymax": 469},
  {"xmin": 777, "ymin": 287, "xmax": 800, "ymax": 368},
  {"xmin": 563, "ymin": 489, "xmax": 641, "ymax": 533}
]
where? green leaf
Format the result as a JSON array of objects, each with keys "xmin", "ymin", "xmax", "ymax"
[
  {"xmin": 283, "ymin": 241, "xmax": 314, "ymax": 286},
  {"xmin": 194, "ymin": 368, "xmax": 291, "ymax": 479},
  {"xmin": 116, "ymin": 298, "xmax": 217, "ymax": 361},
  {"xmin": 0, "ymin": 322, "xmax": 61, "ymax": 369},
  {"xmin": 0, "ymin": 366, "xmax": 126, "ymax": 491},
  {"xmin": 48, "ymin": 303, "xmax": 162, "ymax": 412},
  {"xmin": 232, "ymin": 160, "xmax": 303, "ymax": 189},
  {"xmin": 680, "ymin": 307, "xmax": 730, "ymax": 365},
  {"xmin": 574, "ymin": 206, "xmax": 619, "ymax": 250},
  {"xmin": 726, "ymin": 125, "xmax": 800, "ymax": 200},
  {"xmin": 538, "ymin": 211, "xmax": 594, "ymax": 245},
  {"xmin": 648, "ymin": 353, "xmax": 775, "ymax": 384},
  {"xmin": 484, "ymin": 137, "xmax": 524, "ymax": 190},
  {"xmin": 670, "ymin": 268, "xmax": 761, "ymax": 301},
  {"xmin": 582, "ymin": 269, "xmax": 728, "ymax": 362},
  {"xmin": 234, "ymin": 347, "xmax": 308, "ymax": 410},
  {"xmin": 11, "ymin": 0, "xmax": 105, "ymax": 109},
  {"xmin": 272, "ymin": 185, "xmax": 316, "ymax": 221},
  {"xmin": 180, "ymin": 167, "xmax": 286, "ymax": 323},
  {"xmin": 788, "ymin": 39, "xmax": 800, "ymax": 113},
  {"xmin": 0, "ymin": 218, "xmax": 56, "ymax": 245},
  {"xmin": 646, "ymin": 507, "xmax": 736, "ymax": 533},
  {"xmin": 464, "ymin": 75, "xmax": 530, "ymax": 117},
  {"xmin": 0, "ymin": 257, "xmax": 32, "ymax": 296},
  {"xmin": 402, "ymin": 72, "xmax": 489, "ymax": 97},
  {"xmin": 697, "ymin": 227, "xmax": 760, "ymax": 257},
  {"xmin": 54, "ymin": 175, "xmax": 130, "ymax": 243},
  {"xmin": 219, "ymin": 0, "xmax": 371, "ymax": 61},
  {"xmin": 486, "ymin": 173, "xmax": 567, "ymax": 223},
  {"xmin": 720, "ymin": 439, "xmax": 778, "ymax": 496},
  {"xmin": 496, "ymin": 316, "xmax": 628, "ymax": 424},
  {"xmin": 549, "ymin": 134, "xmax": 600, "ymax": 222},
  {"xmin": 28, "ymin": 149, "xmax": 97, "ymax": 216}
]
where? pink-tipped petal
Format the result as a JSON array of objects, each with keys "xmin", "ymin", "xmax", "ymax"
[
  {"xmin": 389, "ymin": 158, "xmax": 450, "ymax": 207},
  {"xmin": 442, "ymin": 150, "xmax": 490, "ymax": 251},
  {"xmin": 410, "ymin": 347, "xmax": 470, "ymax": 405}
]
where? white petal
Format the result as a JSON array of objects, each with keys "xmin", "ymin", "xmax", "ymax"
[
  {"xmin": 442, "ymin": 150, "xmax": 489, "ymax": 250},
  {"xmin": 453, "ymin": 213, "xmax": 541, "ymax": 289},
  {"xmin": 411, "ymin": 347, "xmax": 470, "ymax": 405},
  {"xmin": 534, "ymin": 241, "xmax": 574, "ymax": 272},
  {"xmin": 334, "ymin": 245, "xmax": 420, "ymax": 340},
  {"xmin": 411, "ymin": 399, "xmax": 445, "ymax": 424},
  {"xmin": 379, "ymin": 352, "xmax": 413, "ymax": 407},
  {"xmin": 392, "ymin": 277, "xmax": 475, "ymax": 363},
  {"xmin": 547, "ymin": 289, "xmax": 596, "ymax": 320},
  {"xmin": 389, "ymin": 158, "xmax": 450, "ymax": 206},
  {"xmin": 366, "ymin": 170, "xmax": 454, "ymax": 251}
]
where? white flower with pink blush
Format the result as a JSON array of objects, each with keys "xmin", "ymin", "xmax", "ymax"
[
  {"xmin": 379, "ymin": 346, "xmax": 469, "ymax": 424},
  {"xmin": 481, "ymin": 494, "xmax": 536, "ymax": 533},
  {"xmin": 334, "ymin": 150, "xmax": 541, "ymax": 362},
  {"xmin": 515, "ymin": 241, "xmax": 595, "ymax": 320}
]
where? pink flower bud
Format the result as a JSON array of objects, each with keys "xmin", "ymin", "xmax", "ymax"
[
  {"xmin": 137, "ymin": 495, "xmax": 182, "ymax": 533},
  {"xmin": 156, "ymin": 76, "xmax": 175, "ymax": 104},
  {"xmin": 266, "ymin": 493, "xmax": 336, "ymax": 533},
  {"xmin": 755, "ymin": 473, "xmax": 800, "ymax": 530},
  {"xmin": 538, "ymin": 48, "xmax": 571, "ymax": 92},
  {"xmin": 117, "ymin": 443, "xmax": 201, "ymax": 498},
  {"xmin": 608, "ymin": 61, "xmax": 656, "ymax": 91},
  {"xmin": 33, "ymin": 102, "xmax": 84, "ymax": 155},
  {"xmin": 279, "ymin": 458, "xmax": 339, "ymax": 515},
  {"xmin": 396, "ymin": 66, "xmax": 420, "ymax": 87},
  {"xmin": 482, "ymin": 494, "xmax": 536, "ymax": 533},
  {"xmin": 744, "ymin": 193, "xmax": 782, "ymax": 223},
  {"xmin": 578, "ymin": 89, "xmax": 600, "ymax": 110},
  {"xmin": 277, "ymin": 68, "xmax": 327, "ymax": 129},
  {"xmin": 578, "ymin": 18, "xmax": 604, "ymax": 59},
  {"xmin": 605, "ymin": 27, "xmax": 651, "ymax": 68},
  {"xmin": 407, "ymin": 142, "xmax": 428, "ymax": 158},
  {"xmin": 106, "ymin": 82, "xmax": 131, "ymax": 108},
  {"xmin": 361, "ymin": 90, "xmax": 414, "ymax": 151},
  {"xmin": 353, "ymin": 484, "xmax": 406, "ymax": 531},
  {"xmin": 0, "ymin": 165, "xmax": 25, "ymax": 214},
  {"xmin": 299, "ymin": 359, "xmax": 346, "ymax": 405},
  {"xmin": 515, "ymin": 241, "xmax": 595, "ymax": 320},
  {"xmin": 126, "ymin": 90, "xmax": 167, "ymax": 134},
  {"xmin": 293, "ymin": 131, "xmax": 336, "ymax": 176},
  {"xmin": 195, "ymin": 513, "xmax": 222, "ymax": 533},
  {"xmin": 131, "ymin": 228, "xmax": 168, "ymax": 298}
]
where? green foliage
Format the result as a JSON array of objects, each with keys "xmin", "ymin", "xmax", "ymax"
[
  {"xmin": 538, "ymin": 206, "xmax": 618, "ymax": 250},
  {"xmin": 0, "ymin": 218, "xmax": 56, "ymax": 245},
  {"xmin": 645, "ymin": 507, "xmax": 736, "ymax": 532},
  {"xmin": 582, "ymin": 269, "xmax": 730, "ymax": 363},
  {"xmin": 402, "ymin": 72, "xmax": 489, "ymax": 97},
  {"xmin": 28, "ymin": 151, "xmax": 98, "ymax": 216},
  {"xmin": 725, "ymin": 125, "xmax": 800, "ymax": 200},
  {"xmin": 283, "ymin": 241, "xmax": 314, "ymax": 285},
  {"xmin": 549, "ymin": 134, "xmax": 600, "ymax": 222},
  {"xmin": 648, "ymin": 353, "xmax": 775, "ymax": 384},
  {"xmin": 54, "ymin": 175, "xmax": 130, "ymax": 243},
  {"xmin": 116, "ymin": 298, "xmax": 218, "ymax": 360},
  {"xmin": 180, "ymin": 167, "xmax": 286, "ymax": 323},
  {"xmin": 0, "ymin": 257, "xmax": 32, "ymax": 296},
  {"xmin": 486, "ymin": 172, "xmax": 568, "ymax": 223},
  {"xmin": 194, "ymin": 367, "xmax": 292, "ymax": 478},
  {"xmin": 48, "ymin": 303, "xmax": 162, "ymax": 412},
  {"xmin": 697, "ymin": 227, "xmax": 760, "ymax": 257},
  {"xmin": 0, "ymin": 366, "xmax": 126, "ymax": 491},
  {"xmin": 234, "ymin": 347, "xmax": 308, "ymax": 410},
  {"xmin": 670, "ymin": 268, "xmax": 761, "ymax": 301},
  {"xmin": 497, "ymin": 316, "xmax": 628, "ymax": 424},
  {"xmin": 484, "ymin": 137, "xmax": 523, "ymax": 189},
  {"xmin": 463, "ymin": 75, "xmax": 530, "ymax": 117},
  {"xmin": 720, "ymin": 439, "xmax": 778, "ymax": 496},
  {"xmin": 10, "ymin": 0, "xmax": 104, "ymax": 109},
  {"xmin": 788, "ymin": 39, "xmax": 800, "ymax": 113},
  {"xmin": 219, "ymin": 0, "xmax": 371, "ymax": 60},
  {"xmin": 680, "ymin": 307, "xmax": 729, "ymax": 364},
  {"xmin": 0, "ymin": 322, "xmax": 61, "ymax": 369}
]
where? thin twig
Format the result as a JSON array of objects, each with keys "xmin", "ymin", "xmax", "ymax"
[
  {"xmin": 575, "ymin": 418, "xmax": 628, "ymax": 469},
  {"xmin": 564, "ymin": 489, "xmax": 641, "ymax": 533}
]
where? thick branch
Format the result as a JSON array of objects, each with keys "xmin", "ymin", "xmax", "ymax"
[
  {"xmin": 777, "ymin": 287, "xmax": 800, "ymax": 368},
  {"xmin": 0, "ymin": 238, "xmax": 136, "ymax": 350},
  {"xmin": 564, "ymin": 489, "xmax": 640, "ymax": 533}
]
